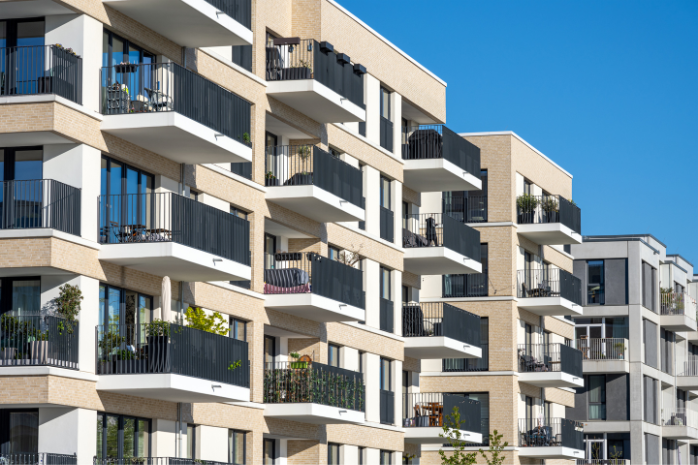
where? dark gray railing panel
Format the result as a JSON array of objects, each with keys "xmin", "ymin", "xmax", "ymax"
[
  {"xmin": 443, "ymin": 273, "xmax": 488, "ymax": 298},
  {"xmin": 380, "ymin": 206, "xmax": 394, "ymax": 242},
  {"xmin": 518, "ymin": 343, "xmax": 583, "ymax": 378},
  {"xmin": 380, "ymin": 298, "xmax": 393, "ymax": 333},
  {"xmin": 0, "ymin": 314, "xmax": 79, "ymax": 370},
  {"xmin": 444, "ymin": 394, "xmax": 481, "ymax": 433},
  {"xmin": 402, "ymin": 303, "xmax": 480, "ymax": 347},
  {"xmin": 442, "ymin": 126, "xmax": 480, "ymax": 177},
  {"xmin": 205, "ymin": 0, "xmax": 251, "ymax": 28},
  {"xmin": 402, "ymin": 125, "xmax": 480, "ymax": 178},
  {"xmin": 403, "ymin": 213, "xmax": 480, "ymax": 261},
  {"xmin": 2, "ymin": 453, "xmax": 77, "ymax": 465},
  {"xmin": 516, "ymin": 268, "xmax": 582, "ymax": 305},
  {"xmin": 443, "ymin": 343, "xmax": 489, "ymax": 372},
  {"xmin": 313, "ymin": 146, "xmax": 363, "ymax": 207},
  {"xmin": 518, "ymin": 418, "xmax": 583, "ymax": 448},
  {"xmin": 517, "ymin": 194, "xmax": 582, "ymax": 234},
  {"xmin": 380, "ymin": 116, "xmax": 393, "ymax": 152},
  {"xmin": 380, "ymin": 389, "xmax": 394, "ymax": 424},
  {"xmin": 444, "ymin": 214, "xmax": 481, "ymax": 261},
  {"xmin": 560, "ymin": 343, "xmax": 583, "ymax": 378}
]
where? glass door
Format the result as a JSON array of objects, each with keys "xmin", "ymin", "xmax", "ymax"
[{"xmin": 586, "ymin": 439, "xmax": 605, "ymax": 461}]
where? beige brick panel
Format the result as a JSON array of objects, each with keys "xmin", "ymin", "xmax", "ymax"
[
  {"xmin": 544, "ymin": 387, "xmax": 575, "ymax": 408},
  {"xmin": 402, "ymin": 271, "xmax": 420, "ymax": 290},
  {"xmin": 543, "ymin": 316, "xmax": 575, "ymax": 340},
  {"xmin": 288, "ymin": 440, "xmax": 319, "ymax": 465},
  {"xmin": 403, "ymin": 356, "xmax": 420, "ymax": 373},
  {"xmin": 326, "ymin": 323, "xmax": 403, "ymax": 362},
  {"xmin": 402, "ymin": 185, "xmax": 420, "ymax": 207},
  {"xmin": 326, "ymin": 424, "xmax": 404, "ymax": 451}
]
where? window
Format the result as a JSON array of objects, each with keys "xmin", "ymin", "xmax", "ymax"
[
  {"xmin": 402, "ymin": 285, "xmax": 409, "ymax": 305},
  {"xmin": 263, "ymin": 438, "xmax": 275, "ymax": 465},
  {"xmin": 102, "ymin": 30, "xmax": 155, "ymax": 68},
  {"xmin": 380, "ymin": 176, "xmax": 391, "ymax": 210},
  {"xmin": 380, "ymin": 87, "xmax": 391, "ymax": 120},
  {"xmin": 575, "ymin": 317, "xmax": 629, "ymax": 340},
  {"xmin": 0, "ymin": 19, "xmax": 44, "ymax": 48},
  {"xmin": 358, "ymin": 447, "xmax": 365, "ymax": 465},
  {"xmin": 328, "ymin": 344, "xmax": 340, "ymax": 367},
  {"xmin": 0, "ymin": 277, "xmax": 41, "ymax": 315},
  {"xmin": 230, "ymin": 318, "xmax": 246, "ymax": 342},
  {"xmin": 587, "ymin": 260, "xmax": 605, "ymax": 304},
  {"xmin": 358, "ymin": 351, "xmax": 364, "ymax": 374},
  {"xmin": 230, "ymin": 206, "xmax": 248, "ymax": 220},
  {"xmin": 644, "ymin": 376, "xmax": 658, "ymax": 424},
  {"xmin": 0, "ymin": 409, "xmax": 39, "ymax": 454},
  {"xmin": 98, "ymin": 284, "xmax": 153, "ymax": 330},
  {"xmin": 264, "ymin": 234, "xmax": 277, "ymax": 255},
  {"xmin": 523, "ymin": 178, "xmax": 532, "ymax": 195},
  {"xmin": 380, "ymin": 358, "xmax": 391, "ymax": 391},
  {"xmin": 186, "ymin": 424, "xmax": 196, "ymax": 459},
  {"xmin": 588, "ymin": 375, "xmax": 606, "ymax": 420},
  {"xmin": 0, "ymin": 147, "xmax": 42, "ymax": 181},
  {"xmin": 642, "ymin": 262, "xmax": 657, "ymax": 312},
  {"xmin": 96, "ymin": 413, "xmax": 150, "ymax": 459},
  {"xmin": 100, "ymin": 156, "xmax": 155, "ymax": 226},
  {"xmin": 229, "ymin": 430, "xmax": 245, "ymax": 465},
  {"xmin": 380, "ymin": 450, "xmax": 392, "ymax": 465},
  {"xmin": 380, "ymin": 267, "xmax": 391, "ymax": 300},
  {"xmin": 264, "ymin": 336, "xmax": 275, "ymax": 366},
  {"xmin": 327, "ymin": 443, "xmax": 340, "ymax": 465},
  {"xmin": 461, "ymin": 393, "xmax": 490, "ymax": 446},
  {"xmin": 329, "ymin": 246, "xmax": 341, "ymax": 261},
  {"xmin": 402, "ymin": 201, "xmax": 409, "ymax": 229}
]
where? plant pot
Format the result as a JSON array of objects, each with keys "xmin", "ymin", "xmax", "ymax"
[
  {"xmin": 147, "ymin": 335, "xmax": 170, "ymax": 373},
  {"xmin": 290, "ymin": 361, "xmax": 308, "ymax": 369},
  {"xmin": 30, "ymin": 341, "xmax": 48, "ymax": 365},
  {"xmin": 265, "ymin": 178, "xmax": 279, "ymax": 187},
  {"xmin": 98, "ymin": 360, "xmax": 116, "ymax": 374},
  {"xmin": 0, "ymin": 348, "xmax": 16, "ymax": 365}
]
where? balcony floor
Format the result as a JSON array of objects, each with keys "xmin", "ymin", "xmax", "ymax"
[
  {"xmin": 265, "ymin": 185, "xmax": 365, "ymax": 223},
  {"xmin": 264, "ymin": 293, "xmax": 365, "ymax": 322},
  {"xmin": 662, "ymin": 425, "xmax": 698, "ymax": 440},
  {"xmin": 404, "ymin": 336, "xmax": 482, "ymax": 359},
  {"xmin": 99, "ymin": 242, "xmax": 251, "ymax": 282},
  {"xmin": 403, "ymin": 247, "xmax": 482, "ymax": 275},
  {"xmin": 677, "ymin": 376, "xmax": 698, "ymax": 390},
  {"xmin": 402, "ymin": 158, "xmax": 482, "ymax": 193},
  {"xmin": 96, "ymin": 373, "xmax": 250, "ymax": 403},
  {"xmin": 517, "ymin": 297, "xmax": 583, "ymax": 317},
  {"xmin": 101, "ymin": 112, "xmax": 252, "ymax": 164},
  {"xmin": 263, "ymin": 403, "xmax": 365, "ymax": 424},
  {"xmin": 266, "ymin": 80, "xmax": 366, "ymax": 123},
  {"xmin": 583, "ymin": 359, "xmax": 630, "ymax": 374},
  {"xmin": 517, "ymin": 223, "xmax": 582, "ymax": 245},
  {"xmin": 517, "ymin": 447, "xmax": 584, "ymax": 460},
  {"xmin": 404, "ymin": 427, "xmax": 482, "ymax": 445},
  {"xmin": 102, "ymin": 0, "xmax": 252, "ymax": 47},
  {"xmin": 518, "ymin": 371, "xmax": 584, "ymax": 389},
  {"xmin": 660, "ymin": 314, "xmax": 697, "ymax": 332}
]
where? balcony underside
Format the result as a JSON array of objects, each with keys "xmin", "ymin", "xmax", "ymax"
[
  {"xmin": 96, "ymin": 373, "xmax": 250, "ymax": 403},
  {"xmin": 517, "ymin": 447, "xmax": 584, "ymax": 460},
  {"xmin": 0, "ymin": 0, "xmax": 74, "ymax": 19},
  {"xmin": 102, "ymin": 0, "xmax": 253, "ymax": 47},
  {"xmin": 404, "ymin": 337, "xmax": 482, "ymax": 359},
  {"xmin": 263, "ymin": 403, "xmax": 365, "ymax": 424},
  {"xmin": 402, "ymin": 158, "xmax": 482, "ymax": 193},
  {"xmin": 403, "ymin": 248, "xmax": 482, "ymax": 275},
  {"xmin": 660, "ymin": 314, "xmax": 697, "ymax": 332},
  {"xmin": 518, "ymin": 372, "xmax": 584, "ymax": 388},
  {"xmin": 662, "ymin": 425, "xmax": 698, "ymax": 440},
  {"xmin": 99, "ymin": 242, "xmax": 251, "ymax": 282},
  {"xmin": 583, "ymin": 359, "xmax": 629, "ymax": 374},
  {"xmin": 517, "ymin": 297, "xmax": 582, "ymax": 317},
  {"xmin": 265, "ymin": 186, "xmax": 365, "ymax": 223},
  {"xmin": 264, "ymin": 293, "xmax": 364, "ymax": 322},
  {"xmin": 101, "ymin": 112, "xmax": 252, "ymax": 164},
  {"xmin": 267, "ymin": 80, "xmax": 366, "ymax": 123},
  {"xmin": 517, "ymin": 224, "xmax": 582, "ymax": 245},
  {"xmin": 405, "ymin": 427, "xmax": 482, "ymax": 445},
  {"xmin": 677, "ymin": 377, "xmax": 698, "ymax": 390}
]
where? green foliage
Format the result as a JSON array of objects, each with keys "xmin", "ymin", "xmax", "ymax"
[
  {"xmin": 266, "ymin": 171, "xmax": 276, "ymax": 180},
  {"xmin": 53, "ymin": 284, "xmax": 82, "ymax": 334},
  {"xmin": 290, "ymin": 352, "xmax": 300, "ymax": 359},
  {"xmin": 541, "ymin": 197, "xmax": 559, "ymax": 213},
  {"xmin": 438, "ymin": 406, "xmax": 477, "ymax": 465},
  {"xmin": 185, "ymin": 306, "xmax": 229, "ymax": 336},
  {"xmin": 298, "ymin": 145, "xmax": 312, "ymax": 159},
  {"xmin": 516, "ymin": 194, "xmax": 539, "ymax": 213},
  {"xmin": 117, "ymin": 349, "xmax": 135, "ymax": 361},
  {"xmin": 228, "ymin": 360, "xmax": 242, "ymax": 371},
  {"xmin": 479, "ymin": 429, "xmax": 509, "ymax": 465},
  {"xmin": 242, "ymin": 132, "xmax": 250, "ymax": 144},
  {"xmin": 145, "ymin": 319, "xmax": 171, "ymax": 337},
  {"xmin": 99, "ymin": 330, "xmax": 125, "ymax": 355}
]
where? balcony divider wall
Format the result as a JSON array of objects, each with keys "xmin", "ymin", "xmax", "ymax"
[{"xmin": 380, "ymin": 206, "xmax": 394, "ymax": 242}]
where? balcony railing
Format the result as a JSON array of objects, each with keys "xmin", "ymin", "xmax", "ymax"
[
  {"xmin": 263, "ymin": 361, "xmax": 364, "ymax": 412},
  {"xmin": 403, "ymin": 213, "xmax": 481, "ymax": 262},
  {"xmin": 443, "ymin": 343, "xmax": 489, "ymax": 372},
  {"xmin": 380, "ymin": 206, "xmax": 394, "ymax": 242},
  {"xmin": 96, "ymin": 323, "xmax": 250, "ymax": 388},
  {"xmin": 443, "ymin": 273, "xmax": 488, "ymax": 298},
  {"xmin": 380, "ymin": 116, "xmax": 393, "ymax": 152},
  {"xmin": 265, "ymin": 39, "xmax": 365, "ymax": 108},
  {"xmin": 0, "ymin": 453, "xmax": 77, "ymax": 465},
  {"xmin": 662, "ymin": 407, "xmax": 698, "ymax": 428},
  {"xmin": 576, "ymin": 461, "xmax": 630, "ymax": 465},
  {"xmin": 402, "ymin": 302, "xmax": 480, "ymax": 346},
  {"xmin": 661, "ymin": 291, "xmax": 697, "ymax": 318},
  {"xmin": 518, "ymin": 418, "xmax": 583, "ymax": 449},
  {"xmin": 380, "ymin": 389, "xmax": 394, "ymax": 424},
  {"xmin": 575, "ymin": 338, "xmax": 627, "ymax": 361},
  {"xmin": 679, "ymin": 361, "xmax": 698, "ymax": 377},
  {"xmin": 517, "ymin": 268, "xmax": 582, "ymax": 305},
  {"xmin": 516, "ymin": 194, "xmax": 581, "ymax": 234},
  {"xmin": 402, "ymin": 125, "xmax": 480, "ymax": 178},
  {"xmin": 0, "ymin": 314, "xmax": 79, "ymax": 370},
  {"xmin": 1, "ymin": 179, "xmax": 81, "ymax": 236},
  {"xmin": 444, "ymin": 194, "xmax": 488, "ymax": 223},
  {"xmin": 95, "ymin": 458, "xmax": 231, "ymax": 465},
  {"xmin": 205, "ymin": 0, "xmax": 251, "ymax": 29},
  {"xmin": 402, "ymin": 393, "xmax": 480, "ymax": 431},
  {"xmin": 263, "ymin": 252, "xmax": 365, "ymax": 309},
  {"xmin": 517, "ymin": 343, "xmax": 583, "ymax": 378},
  {"xmin": 264, "ymin": 145, "xmax": 363, "ymax": 208},
  {"xmin": 98, "ymin": 192, "xmax": 251, "ymax": 266},
  {"xmin": 380, "ymin": 298, "xmax": 394, "ymax": 333},
  {"xmin": 0, "ymin": 45, "xmax": 82, "ymax": 104},
  {"xmin": 100, "ymin": 62, "xmax": 252, "ymax": 146}
]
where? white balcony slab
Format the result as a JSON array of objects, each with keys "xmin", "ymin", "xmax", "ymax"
[
  {"xmin": 677, "ymin": 376, "xmax": 698, "ymax": 390},
  {"xmin": 583, "ymin": 359, "xmax": 630, "ymax": 374},
  {"xmin": 101, "ymin": 112, "xmax": 252, "ymax": 164},
  {"xmin": 265, "ymin": 185, "xmax": 365, "ymax": 223},
  {"xmin": 660, "ymin": 314, "xmax": 697, "ymax": 332},
  {"xmin": 403, "ymin": 247, "xmax": 481, "ymax": 276},
  {"xmin": 0, "ymin": 0, "xmax": 74, "ymax": 19},
  {"xmin": 264, "ymin": 293, "xmax": 365, "ymax": 323},
  {"xmin": 404, "ymin": 337, "xmax": 482, "ymax": 359},
  {"xmin": 99, "ymin": 242, "xmax": 251, "ymax": 282},
  {"xmin": 96, "ymin": 373, "xmax": 250, "ymax": 403},
  {"xmin": 402, "ymin": 158, "xmax": 482, "ymax": 193},
  {"xmin": 517, "ymin": 223, "xmax": 582, "ymax": 245},
  {"xmin": 263, "ymin": 403, "xmax": 365, "ymax": 424},
  {"xmin": 102, "ymin": 0, "xmax": 252, "ymax": 47},
  {"xmin": 517, "ymin": 447, "xmax": 584, "ymax": 460},
  {"xmin": 517, "ymin": 297, "xmax": 583, "ymax": 317},
  {"xmin": 662, "ymin": 425, "xmax": 698, "ymax": 440},
  {"xmin": 518, "ymin": 371, "xmax": 584, "ymax": 389},
  {"xmin": 267, "ymin": 80, "xmax": 366, "ymax": 123},
  {"xmin": 404, "ymin": 427, "xmax": 482, "ymax": 445}
]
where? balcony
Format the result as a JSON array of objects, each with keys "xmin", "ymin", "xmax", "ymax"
[
  {"xmin": 516, "ymin": 195, "xmax": 582, "ymax": 245},
  {"xmin": 677, "ymin": 362, "xmax": 698, "ymax": 390},
  {"xmin": 95, "ymin": 323, "xmax": 250, "ymax": 403},
  {"xmin": 516, "ymin": 269, "xmax": 583, "ymax": 316},
  {"xmin": 444, "ymin": 194, "xmax": 488, "ymax": 224},
  {"xmin": 661, "ymin": 408, "xmax": 698, "ymax": 440},
  {"xmin": 98, "ymin": 192, "xmax": 251, "ymax": 282},
  {"xmin": 102, "ymin": 0, "xmax": 252, "ymax": 47},
  {"xmin": 403, "ymin": 393, "xmax": 482, "ymax": 444},
  {"xmin": 263, "ymin": 361, "xmax": 365, "ymax": 424},
  {"xmin": 403, "ymin": 213, "xmax": 481, "ymax": 275},
  {"xmin": 660, "ymin": 292, "xmax": 698, "ymax": 332},
  {"xmin": 263, "ymin": 252, "xmax": 365, "ymax": 322},
  {"xmin": 401, "ymin": 125, "xmax": 482, "ymax": 193},
  {"xmin": 264, "ymin": 145, "xmax": 365, "ymax": 222},
  {"xmin": 517, "ymin": 343, "xmax": 583, "ymax": 388},
  {"xmin": 266, "ymin": 39, "xmax": 366, "ymax": 123},
  {"xmin": 100, "ymin": 62, "xmax": 252, "ymax": 164},
  {"xmin": 402, "ymin": 303, "xmax": 482, "ymax": 359},
  {"xmin": 518, "ymin": 418, "xmax": 584, "ymax": 459},
  {"xmin": 0, "ymin": 314, "xmax": 79, "ymax": 370},
  {"xmin": 0, "ymin": 180, "xmax": 81, "ymax": 237},
  {"xmin": 576, "ymin": 338, "xmax": 629, "ymax": 374},
  {"xmin": 443, "ymin": 274, "xmax": 488, "ymax": 298},
  {"xmin": 0, "ymin": 454, "xmax": 77, "ymax": 465}
]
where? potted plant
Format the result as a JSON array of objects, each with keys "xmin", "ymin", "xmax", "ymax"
[
  {"xmin": 540, "ymin": 196, "xmax": 559, "ymax": 223},
  {"xmin": 265, "ymin": 171, "xmax": 279, "ymax": 186},
  {"xmin": 516, "ymin": 194, "xmax": 540, "ymax": 223},
  {"xmin": 0, "ymin": 314, "xmax": 20, "ymax": 364},
  {"xmin": 145, "ymin": 319, "xmax": 171, "ymax": 373},
  {"xmin": 289, "ymin": 352, "xmax": 308, "ymax": 369},
  {"xmin": 98, "ymin": 330, "xmax": 126, "ymax": 374},
  {"xmin": 242, "ymin": 132, "xmax": 251, "ymax": 145},
  {"xmin": 27, "ymin": 326, "xmax": 49, "ymax": 365}
]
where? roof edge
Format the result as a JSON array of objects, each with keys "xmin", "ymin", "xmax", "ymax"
[{"xmin": 583, "ymin": 234, "xmax": 668, "ymax": 249}]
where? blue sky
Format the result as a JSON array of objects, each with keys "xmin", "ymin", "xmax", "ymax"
[{"xmin": 341, "ymin": 0, "xmax": 698, "ymax": 264}]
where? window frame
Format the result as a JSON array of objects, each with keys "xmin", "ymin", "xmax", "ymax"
[
  {"xmin": 0, "ymin": 146, "xmax": 43, "ymax": 181},
  {"xmin": 327, "ymin": 443, "xmax": 340, "ymax": 465},
  {"xmin": 96, "ymin": 412, "xmax": 151, "ymax": 459},
  {"xmin": 587, "ymin": 260, "xmax": 605, "ymax": 305},
  {"xmin": 588, "ymin": 375, "xmax": 607, "ymax": 420},
  {"xmin": 328, "ymin": 343, "xmax": 340, "ymax": 368},
  {"xmin": 229, "ymin": 429, "xmax": 246, "ymax": 465}
]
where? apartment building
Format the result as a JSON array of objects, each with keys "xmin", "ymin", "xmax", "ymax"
[
  {"xmin": 0, "ymin": 0, "xmax": 490, "ymax": 464},
  {"xmin": 568, "ymin": 235, "xmax": 698, "ymax": 465},
  {"xmin": 416, "ymin": 132, "xmax": 586, "ymax": 464}
]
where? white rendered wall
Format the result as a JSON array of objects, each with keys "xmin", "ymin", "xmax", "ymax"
[
  {"xmin": 365, "ymin": 447, "xmax": 380, "ymax": 464},
  {"xmin": 364, "ymin": 75, "xmax": 380, "ymax": 146},
  {"xmin": 393, "ymin": 359, "xmax": 402, "ymax": 425},
  {"xmin": 364, "ymin": 353, "xmax": 380, "ymax": 423},
  {"xmin": 156, "ymin": 175, "xmax": 181, "ymax": 195},
  {"xmin": 39, "ymin": 407, "xmax": 96, "ymax": 465},
  {"xmin": 341, "ymin": 346, "xmax": 359, "ymax": 372},
  {"xmin": 392, "ymin": 179, "xmax": 402, "ymax": 248},
  {"xmin": 391, "ymin": 92, "xmax": 402, "ymax": 159},
  {"xmin": 152, "ymin": 419, "xmax": 177, "ymax": 457},
  {"xmin": 199, "ymin": 192, "xmax": 229, "ymax": 212},
  {"xmin": 392, "ymin": 270, "xmax": 402, "ymax": 336},
  {"xmin": 515, "ymin": 173, "xmax": 524, "ymax": 197},
  {"xmin": 197, "ymin": 425, "xmax": 228, "ymax": 462},
  {"xmin": 364, "ymin": 166, "xmax": 380, "ymax": 237},
  {"xmin": 364, "ymin": 259, "xmax": 380, "ymax": 329},
  {"xmin": 422, "ymin": 192, "xmax": 441, "ymax": 215},
  {"xmin": 420, "ymin": 275, "xmax": 441, "ymax": 299},
  {"xmin": 341, "ymin": 444, "xmax": 358, "ymax": 465}
]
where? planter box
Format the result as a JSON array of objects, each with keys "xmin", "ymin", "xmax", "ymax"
[
  {"xmin": 265, "ymin": 178, "xmax": 280, "ymax": 186},
  {"xmin": 147, "ymin": 336, "xmax": 170, "ymax": 373}
]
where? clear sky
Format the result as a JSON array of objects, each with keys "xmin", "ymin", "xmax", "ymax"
[{"xmin": 340, "ymin": 0, "xmax": 698, "ymax": 264}]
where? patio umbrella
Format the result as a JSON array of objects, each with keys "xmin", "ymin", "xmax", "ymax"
[{"xmin": 161, "ymin": 276, "xmax": 171, "ymax": 322}]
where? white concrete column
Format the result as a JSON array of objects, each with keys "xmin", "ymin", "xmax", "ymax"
[
  {"xmin": 364, "ymin": 166, "xmax": 380, "ymax": 237},
  {"xmin": 365, "ymin": 353, "xmax": 380, "ymax": 423},
  {"xmin": 152, "ymin": 419, "xmax": 177, "ymax": 457},
  {"xmin": 39, "ymin": 407, "xmax": 96, "ymax": 465},
  {"xmin": 364, "ymin": 75, "xmax": 380, "ymax": 145},
  {"xmin": 341, "ymin": 445, "xmax": 358, "ymax": 465},
  {"xmin": 198, "ymin": 425, "xmax": 228, "ymax": 462},
  {"xmin": 391, "ymin": 92, "xmax": 402, "ymax": 158},
  {"xmin": 392, "ymin": 270, "xmax": 402, "ymax": 336},
  {"xmin": 278, "ymin": 439, "xmax": 288, "ymax": 465},
  {"xmin": 364, "ymin": 259, "xmax": 380, "ymax": 329},
  {"xmin": 393, "ymin": 359, "xmax": 402, "ymax": 426},
  {"xmin": 365, "ymin": 447, "xmax": 380, "ymax": 464},
  {"xmin": 341, "ymin": 346, "xmax": 359, "ymax": 372},
  {"xmin": 421, "ymin": 276, "xmax": 441, "ymax": 299},
  {"xmin": 392, "ymin": 180, "xmax": 402, "ymax": 248}
]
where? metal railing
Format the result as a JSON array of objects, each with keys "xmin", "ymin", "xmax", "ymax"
[
  {"xmin": 402, "ymin": 125, "xmax": 480, "ymax": 178},
  {"xmin": 402, "ymin": 302, "xmax": 481, "ymax": 346},
  {"xmin": 380, "ymin": 298, "xmax": 393, "ymax": 333},
  {"xmin": 230, "ymin": 162, "xmax": 252, "ymax": 180},
  {"xmin": 661, "ymin": 291, "xmax": 697, "ymax": 318},
  {"xmin": 0, "ymin": 45, "xmax": 82, "ymax": 104},
  {"xmin": 402, "ymin": 393, "xmax": 480, "ymax": 432},
  {"xmin": 575, "ymin": 338, "xmax": 627, "ymax": 360},
  {"xmin": 576, "ymin": 460, "xmax": 630, "ymax": 465},
  {"xmin": 265, "ymin": 39, "xmax": 365, "ymax": 108},
  {"xmin": 1, "ymin": 179, "xmax": 81, "ymax": 236},
  {"xmin": 444, "ymin": 195, "xmax": 488, "ymax": 223},
  {"xmin": 263, "ymin": 252, "xmax": 365, "ymax": 309},
  {"xmin": 380, "ymin": 116, "xmax": 393, "ymax": 152},
  {"xmin": 517, "ymin": 268, "xmax": 582, "ymax": 305},
  {"xmin": 517, "ymin": 343, "xmax": 583, "ymax": 378},
  {"xmin": 205, "ymin": 0, "xmax": 251, "ymax": 29},
  {"xmin": 518, "ymin": 418, "xmax": 583, "ymax": 449},
  {"xmin": 263, "ymin": 361, "xmax": 364, "ymax": 412},
  {"xmin": 516, "ymin": 194, "xmax": 581, "ymax": 234},
  {"xmin": 380, "ymin": 389, "xmax": 394, "ymax": 424},
  {"xmin": 662, "ymin": 407, "xmax": 698, "ymax": 428},
  {"xmin": 403, "ymin": 213, "xmax": 481, "ymax": 262},
  {"xmin": 0, "ymin": 314, "xmax": 79, "ymax": 370},
  {"xmin": 443, "ymin": 273, "xmax": 488, "ymax": 298},
  {"xmin": 100, "ymin": 62, "xmax": 251, "ymax": 147},
  {"xmin": 94, "ymin": 458, "xmax": 230, "ymax": 465},
  {"xmin": 98, "ymin": 192, "xmax": 250, "ymax": 266},
  {"xmin": 380, "ymin": 206, "xmax": 394, "ymax": 242},
  {"xmin": 443, "ymin": 343, "xmax": 489, "ymax": 372},
  {"xmin": 95, "ymin": 323, "xmax": 250, "ymax": 388},
  {"xmin": 264, "ymin": 145, "xmax": 363, "ymax": 208},
  {"xmin": 0, "ymin": 453, "xmax": 77, "ymax": 465},
  {"xmin": 679, "ymin": 361, "xmax": 698, "ymax": 377}
]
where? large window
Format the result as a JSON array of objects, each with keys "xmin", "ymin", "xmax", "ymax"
[
  {"xmin": 0, "ymin": 409, "xmax": 39, "ymax": 454},
  {"xmin": 186, "ymin": 424, "xmax": 196, "ymax": 459},
  {"xmin": 588, "ymin": 375, "xmax": 606, "ymax": 420},
  {"xmin": 380, "ymin": 176, "xmax": 391, "ymax": 210},
  {"xmin": 96, "ymin": 413, "xmax": 150, "ymax": 459},
  {"xmin": 574, "ymin": 317, "xmax": 629, "ymax": 340},
  {"xmin": 230, "ymin": 318, "xmax": 247, "ymax": 342},
  {"xmin": 643, "ymin": 376, "xmax": 658, "ymax": 424},
  {"xmin": 229, "ymin": 430, "xmax": 245, "ymax": 465},
  {"xmin": 327, "ymin": 443, "xmax": 340, "ymax": 465},
  {"xmin": 380, "ymin": 267, "xmax": 391, "ymax": 301},
  {"xmin": 380, "ymin": 450, "xmax": 392, "ymax": 465},
  {"xmin": 380, "ymin": 87, "xmax": 391, "ymax": 120},
  {"xmin": 0, "ymin": 147, "xmax": 42, "ymax": 181},
  {"xmin": 380, "ymin": 358, "xmax": 391, "ymax": 391},
  {"xmin": 642, "ymin": 262, "xmax": 657, "ymax": 312},
  {"xmin": 0, "ymin": 277, "xmax": 41, "ymax": 315},
  {"xmin": 328, "ymin": 344, "xmax": 340, "ymax": 368},
  {"xmin": 587, "ymin": 260, "xmax": 605, "ymax": 305},
  {"xmin": 0, "ymin": 19, "xmax": 45, "ymax": 48},
  {"xmin": 98, "ymin": 283, "xmax": 153, "ymax": 329}
]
